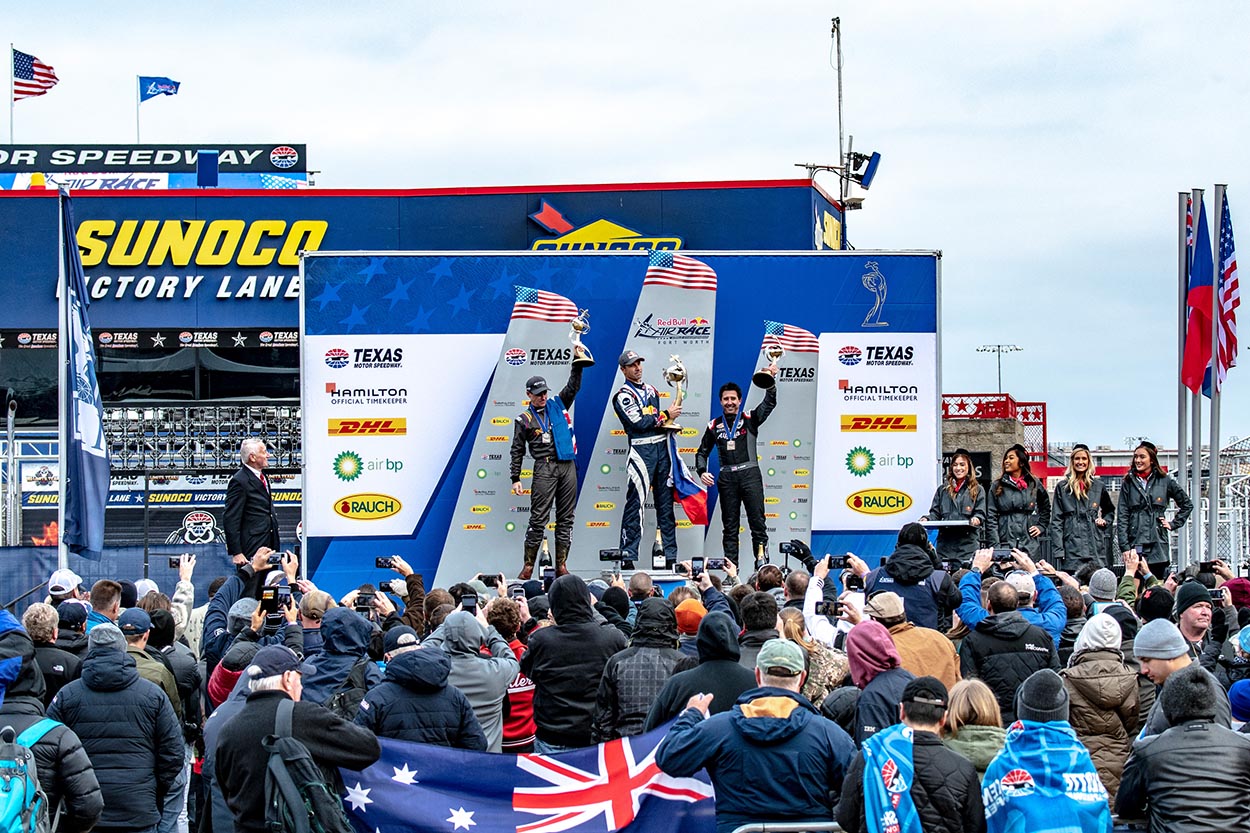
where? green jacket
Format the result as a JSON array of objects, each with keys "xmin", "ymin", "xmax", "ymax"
[
  {"xmin": 126, "ymin": 645, "xmax": 182, "ymax": 721},
  {"xmin": 943, "ymin": 724, "xmax": 1006, "ymax": 782}
]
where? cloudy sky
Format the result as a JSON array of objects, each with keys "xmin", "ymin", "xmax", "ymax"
[{"xmin": 6, "ymin": 1, "xmax": 1249, "ymax": 449}]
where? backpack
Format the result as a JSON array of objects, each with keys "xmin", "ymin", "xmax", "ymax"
[
  {"xmin": 0, "ymin": 719, "xmax": 61, "ymax": 833},
  {"xmin": 324, "ymin": 658, "xmax": 372, "ymax": 720},
  {"xmin": 262, "ymin": 699, "xmax": 354, "ymax": 833}
]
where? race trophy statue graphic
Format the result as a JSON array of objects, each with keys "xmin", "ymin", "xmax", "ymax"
[{"xmin": 861, "ymin": 260, "xmax": 889, "ymax": 328}]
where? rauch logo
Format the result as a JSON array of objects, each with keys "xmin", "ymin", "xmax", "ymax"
[
  {"xmin": 334, "ymin": 494, "xmax": 401, "ymax": 520},
  {"xmin": 846, "ymin": 488, "xmax": 912, "ymax": 515}
]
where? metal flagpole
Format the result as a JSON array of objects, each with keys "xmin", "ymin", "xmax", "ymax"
[
  {"xmin": 1177, "ymin": 191, "xmax": 1190, "ymax": 565},
  {"xmin": 1191, "ymin": 187, "xmax": 1205, "ymax": 563},
  {"xmin": 9, "ymin": 44, "xmax": 14, "ymax": 144},
  {"xmin": 1209, "ymin": 183, "xmax": 1227, "ymax": 566},
  {"xmin": 56, "ymin": 190, "xmax": 68, "ymax": 569}
]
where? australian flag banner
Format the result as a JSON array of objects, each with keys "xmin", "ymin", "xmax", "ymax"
[
  {"xmin": 340, "ymin": 726, "xmax": 716, "ymax": 833},
  {"xmin": 61, "ymin": 194, "xmax": 110, "ymax": 559}
]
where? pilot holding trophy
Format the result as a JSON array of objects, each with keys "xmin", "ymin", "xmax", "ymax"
[
  {"xmin": 510, "ymin": 310, "xmax": 594, "ymax": 580},
  {"xmin": 613, "ymin": 350, "xmax": 683, "ymax": 566},
  {"xmin": 695, "ymin": 338, "xmax": 780, "ymax": 568}
]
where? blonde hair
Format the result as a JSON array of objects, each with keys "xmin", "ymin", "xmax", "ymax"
[
  {"xmin": 1063, "ymin": 447, "xmax": 1096, "ymax": 501},
  {"xmin": 945, "ymin": 679, "xmax": 1002, "ymax": 734},
  {"xmin": 946, "ymin": 451, "xmax": 980, "ymax": 504},
  {"xmin": 779, "ymin": 608, "xmax": 819, "ymax": 654}
]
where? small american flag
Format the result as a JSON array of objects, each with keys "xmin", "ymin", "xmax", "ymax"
[
  {"xmin": 512, "ymin": 285, "xmax": 578, "ymax": 323},
  {"xmin": 1187, "ymin": 196, "xmax": 1194, "ymax": 249},
  {"xmin": 13, "ymin": 49, "xmax": 58, "ymax": 101},
  {"xmin": 763, "ymin": 320, "xmax": 820, "ymax": 353},
  {"xmin": 643, "ymin": 251, "xmax": 717, "ymax": 291},
  {"xmin": 1216, "ymin": 193, "xmax": 1240, "ymax": 385}
]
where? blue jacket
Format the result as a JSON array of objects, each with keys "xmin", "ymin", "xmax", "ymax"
[
  {"xmin": 656, "ymin": 687, "xmax": 856, "ymax": 833},
  {"xmin": 354, "ymin": 647, "xmax": 486, "ymax": 749},
  {"xmin": 300, "ymin": 607, "xmax": 382, "ymax": 705},
  {"xmin": 202, "ymin": 673, "xmax": 252, "ymax": 833},
  {"xmin": 84, "ymin": 610, "xmax": 113, "ymax": 632},
  {"xmin": 958, "ymin": 570, "xmax": 1066, "ymax": 644}
]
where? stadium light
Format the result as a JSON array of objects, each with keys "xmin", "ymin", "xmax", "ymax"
[{"xmin": 976, "ymin": 344, "xmax": 1023, "ymax": 394}]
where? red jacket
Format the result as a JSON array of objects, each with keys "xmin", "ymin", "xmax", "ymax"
[{"xmin": 502, "ymin": 638, "xmax": 536, "ymax": 751}]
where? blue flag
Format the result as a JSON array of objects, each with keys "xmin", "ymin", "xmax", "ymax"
[
  {"xmin": 61, "ymin": 195, "xmax": 110, "ymax": 559},
  {"xmin": 138, "ymin": 76, "xmax": 180, "ymax": 102},
  {"xmin": 339, "ymin": 726, "xmax": 715, "ymax": 833}
]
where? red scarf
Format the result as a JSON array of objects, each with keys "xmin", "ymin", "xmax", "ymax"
[
  {"xmin": 1009, "ymin": 475, "xmax": 1028, "ymax": 490},
  {"xmin": 952, "ymin": 478, "xmax": 966, "ymax": 492}
]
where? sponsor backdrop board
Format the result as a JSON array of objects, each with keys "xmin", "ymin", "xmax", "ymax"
[{"xmin": 301, "ymin": 251, "xmax": 939, "ymax": 593}]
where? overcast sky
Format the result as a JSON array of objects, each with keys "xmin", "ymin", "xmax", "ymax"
[{"xmin": 6, "ymin": 1, "xmax": 1249, "ymax": 450}]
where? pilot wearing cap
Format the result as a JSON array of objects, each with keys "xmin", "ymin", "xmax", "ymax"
[
  {"xmin": 510, "ymin": 359, "xmax": 585, "ymax": 579},
  {"xmin": 612, "ymin": 350, "xmax": 681, "ymax": 565}
]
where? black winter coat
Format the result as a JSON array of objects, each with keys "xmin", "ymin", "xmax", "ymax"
[
  {"xmin": 150, "ymin": 641, "xmax": 203, "ymax": 737},
  {"xmin": 927, "ymin": 480, "xmax": 987, "ymax": 561},
  {"xmin": 865, "ymin": 544, "xmax": 961, "ymax": 631},
  {"xmin": 958, "ymin": 611, "xmax": 1059, "ymax": 725},
  {"xmin": 838, "ymin": 730, "xmax": 986, "ymax": 833},
  {"xmin": 54, "ymin": 630, "xmax": 89, "ymax": 659},
  {"xmin": 1116, "ymin": 472, "xmax": 1193, "ymax": 565},
  {"xmin": 644, "ymin": 612, "xmax": 758, "ymax": 732},
  {"xmin": 855, "ymin": 666, "xmax": 914, "ymax": 746},
  {"xmin": 988, "ymin": 476, "xmax": 1051, "ymax": 557},
  {"xmin": 47, "ymin": 647, "xmax": 183, "ymax": 831},
  {"xmin": 354, "ymin": 647, "xmax": 487, "ymax": 749},
  {"xmin": 1050, "ymin": 477, "xmax": 1116, "ymax": 571},
  {"xmin": 591, "ymin": 599, "xmax": 683, "ymax": 741},
  {"xmin": 32, "ymin": 642, "xmax": 81, "ymax": 708},
  {"xmin": 0, "ymin": 694, "xmax": 103, "ymax": 833},
  {"xmin": 521, "ymin": 574, "xmax": 627, "ymax": 747}
]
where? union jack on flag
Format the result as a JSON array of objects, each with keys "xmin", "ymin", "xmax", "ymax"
[
  {"xmin": 643, "ymin": 251, "xmax": 717, "ymax": 292},
  {"xmin": 340, "ymin": 726, "xmax": 715, "ymax": 833},
  {"xmin": 513, "ymin": 286, "xmax": 579, "ymax": 323},
  {"xmin": 763, "ymin": 320, "xmax": 820, "ymax": 353}
]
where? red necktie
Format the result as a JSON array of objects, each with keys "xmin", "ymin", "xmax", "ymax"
[{"xmin": 260, "ymin": 472, "xmax": 269, "ymax": 492}]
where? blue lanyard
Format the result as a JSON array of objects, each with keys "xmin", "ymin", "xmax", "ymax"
[
  {"xmin": 528, "ymin": 405, "xmax": 550, "ymax": 433},
  {"xmin": 624, "ymin": 381, "xmax": 651, "ymax": 407},
  {"xmin": 726, "ymin": 407, "xmax": 744, "ymax": 439}
]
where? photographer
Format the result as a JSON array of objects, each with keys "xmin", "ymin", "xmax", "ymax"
[
  {"xmin": 851, "ymin": 523, "xmax": 961, "ymax": 632},
  {"xmin": 956, "ymin": 548, "xmax": 1066, "ymax": 644},
  {"xmin": 299, "ymin": 606, "xmax": 382, "ymax": 713}
]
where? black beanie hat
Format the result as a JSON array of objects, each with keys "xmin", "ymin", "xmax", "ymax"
[
  {"xmin": 1175, "ymin": 581, "xmax": 1211, "ymax": 618},
  {"xmin": 1015, "ymin": 669, "xmax": 1070, "ymax": 723},
  {"xmin": 601, "ymin": 586, "xmax": 631, "ymax": 621},
  {"xmin": 1137, "ymin": 587, "xmax": 1175, "ymax": 623}
]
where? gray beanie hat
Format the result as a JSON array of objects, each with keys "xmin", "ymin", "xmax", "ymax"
[
  {"xmin": 87, "ymin": 622, "xmax": 126, "ymax": 652},
  {"xmin": 1088, "ymin": 569, "xmax": 1118, "ymax": 602},
  {"xmin": 1134, "ymin": 618, "xmax": 1189, "ymax": 660},
  {"xmin": 1015, "ymin": 669, "xmax": 1070, "ymax": 723},
  {"xmin": 228, "ymin": 598, "xmax": 259, "ymax": 635}
]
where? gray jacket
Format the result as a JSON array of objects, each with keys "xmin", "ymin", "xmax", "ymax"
[
  {"xmin": 1049, "ymin": 477, "xmax": 1115, "ymax": 571},
  {"xmin": 422, "ymin": 610, "xmax": 519, "ymax": 752},
  {"xmin": 927, "ymin": 481, "xmax": 987, "ymax": 561},
  {"xmin": 1115, "ymin": 473, "xmax": 1193, "ymax": 564},
  {"xmin": 987, "ymin": 476, "xmax": 1051, "ymax": 557}
]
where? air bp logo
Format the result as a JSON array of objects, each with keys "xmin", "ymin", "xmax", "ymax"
[
  {"xmin": 846, "ymin": 446, "xmax": 875, "ymax": 477},
  {"xmin": 333, "ymin": 450, "xmax": 364, "ymax": 482}
]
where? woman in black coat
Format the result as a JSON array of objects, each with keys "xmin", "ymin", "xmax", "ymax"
[
  {"xmin": 1117, "ymin": 440, "xmax": 1193, "ymax": 577},
  {"xmin": 987, "ymin": 443, "xmax": 1050, "ymax": 557},
  {"xmin": 1050, "ymin": 444, "xmax": 1116, "ymax": 578},
  {"xmin": 922, "ymin": 449, "xmax": 987, "ymax": 566}
]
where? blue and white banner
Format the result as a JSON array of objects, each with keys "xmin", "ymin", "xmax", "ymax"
[
  {"xmin": 60, "ymin": 194, "xmax": 110, "ymax": 558},
  {"xmin": 137, "ymin": 76, "xmax": 180, "ymax": 102}
]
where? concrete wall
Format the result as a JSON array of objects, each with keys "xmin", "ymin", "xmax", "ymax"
[{"xmin": 942, "ymin": 418, "xmax": 1026, "ymax": 480}]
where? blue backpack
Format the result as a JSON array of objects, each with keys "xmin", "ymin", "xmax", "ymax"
[{"xmin": 0, "ymin": 719, "xmax": 61, "ymax": 833}]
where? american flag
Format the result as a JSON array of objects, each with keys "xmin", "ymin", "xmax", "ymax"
[
  {"xmin": 643, "ymin": 251, "xmax": 717, "ymax": 291},
  {"xmin": 512, "ymin": 285, "xmax": 578, "ymax": 323},
  {"xmin": 763, "ymin": 320, "xmax": 820, "ymax": 353},
  {"xmin": 1187, "ymin": 197, "xmax": 1194, "ymax": 249},
  {"xmin": 1215, "ymin": 193, "xmax": 1240, "ymax": 386},
  {"xmin": 13, "ymin": 49, "xmax": 58, "ymax": 100}
]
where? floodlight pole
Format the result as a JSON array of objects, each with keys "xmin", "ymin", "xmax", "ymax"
[
  {"xmin": 977, "ymin": 344, "xmax": 1023, "ymax": 394},
  {"xmin": 832, "ymin": 17, "xmax": 845, "ymax": 206}
]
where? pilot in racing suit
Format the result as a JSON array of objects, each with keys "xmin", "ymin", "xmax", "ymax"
[{"xmin": 613, "ymin": 351, "xmax": 678, "ymax": 563}]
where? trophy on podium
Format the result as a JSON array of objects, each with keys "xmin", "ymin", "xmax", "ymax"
[
  {"xmin": 753, "ymin": 335, "xmax": 784, "ymax": 388},
  {"xmin": 569, "ymin": 309, "xmax": 595, "ymax": 367},
  {"xmin": 659, "ymin": 354, "xmax": 686, "ymax": 432}
]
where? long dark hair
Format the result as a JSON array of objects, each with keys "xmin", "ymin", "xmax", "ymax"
[
  {"xmin": 995, "ymin": 443, "xmax": 1035, "ymax": 496},
  {"xmin": 1125, "ymin": 440, "xmax": 1165, "ymax": 484}
]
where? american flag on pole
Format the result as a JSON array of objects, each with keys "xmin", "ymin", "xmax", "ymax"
[
  {"xmin": 13, "ymin": 49, "xmax": 59, "ymax": 100},
  {"xmin": 1187, "ymin": 197, "xmax": 1194, "ymax": 249},
  {"xmin": 512, "ymin": 286, "xmax": 578, "ymax": 323},
  {"xmin": 1213, "ymin": 193, "xmax": 1240, "ymax": 389},
  {"xmin": 643, "ymin": 251, "xmax": 717, "ymax": 291},
  {"xmin": 763, "ymin": 320, "xmax": 820, "ymax": 353}
]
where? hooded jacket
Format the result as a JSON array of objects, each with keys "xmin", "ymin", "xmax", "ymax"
[
  {"xmin": 644, "ymin": 611, "xmax": 758, "ymax": 732},
  {"xmin": 1050, "ymin": 476, "xmax": 1116, "ymax": 571},
  {"xmin": 656, "ymin": 686, "xmax": 857, "ymax": 833},
  {"xmin": 521, "ymin": 574, "xmax": 627, "ymax": 747},
  {"xmin": 865, "ymin": 543, "xmax": 961, "ymax": 630},
  {"xmin": 988, "ymin": 475, "xmax": 1052, "ymax": 556},
  {"xmin": 958, "ymin": 610, "xmax": 1060, "ymax": 725},
  {"xmin": 1115, "ymin": 471, "xmax": 1193, "ymax": 564},
  {"xmin": 1061, "ymin": 646, "xmax": 1140, "ymax": 801},
  {"xmin": 942, "ymin": 724, "xmax": 1006, "ymax": 782},
  {"xmin": 422, "ymin": 611, "xmax": 519, "ymax": 752},
  {"xmin": 591, "ymin": 598, "xmax": 684, "ymax": 742},
  {"xmin": 847, "ymin": 621, "xmax": 915, "ymax": 745},
  {"xmin": 300, "ymin": 607, "xmax": 382, "ymax": 706},
  {"xmin": 354, "ymin": 647, "xmax": 486, "ymax": 749},
  {"xmin": 47, "ymin": 647, "xmax": 183, "ymax": 830},
  {"xmin": 55, "ymin": 629, "xmax": 90, "ymax": 658}
]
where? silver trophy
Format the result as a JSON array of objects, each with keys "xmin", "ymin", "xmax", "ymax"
[
  {"xmin": 569, "ymin": 309, "xmax": 595, "ymax": 367},
  {"xmin": 753, "ymin": 335, "xmax": 784, "ymax": 388},
  {"xmin": 660, "ymin": 354, "xmax": 686, "ymax": 432}
]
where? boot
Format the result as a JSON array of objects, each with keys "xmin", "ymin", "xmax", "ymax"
[
  {"xmin": 555, "ymin": 542, "xmax": 571, "ymax": 577},
  {"xmin": 518, "ymin": 543, "xmax": 538, "ymax": 581}
]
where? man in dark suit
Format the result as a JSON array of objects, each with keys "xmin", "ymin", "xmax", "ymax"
[{"xmin": 224, "ymin": 438, "xmax": 280, "ymax": 564}]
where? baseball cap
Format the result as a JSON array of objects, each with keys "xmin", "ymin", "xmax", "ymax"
[
  {"xmin": 864, "ymin": 591, "xmax": 905, "ymax": 621},
  {"xmin": 755, "ymin": 638, "xmax": 806, "ymax": 676},
  {"xmin": 1005, "ymin": 571, "xmax": 1036, "ymax": 597},
  {"xmin": 57, "ymin": 600, "xmax": 89, "ymax": 630},
  {"xmin": 246, "ymin": 645, "xmax": 315, "ymax": 678},
  {"xmin": 901, "ymin": 676, "xmax": 949, "ymax": 708},
  {"xmin": 617, "ymin": 350, "xmax": 644, "ymax": 368},
  {"xmin": 118, "ymin": 607, "xmax": 152, "ymax": 636},
  {"xmin": 525, "ymin": 375, "xmax": 549, "ymax": 395},
  {"xmin": 48, "ymin": 568, "xmax": 82, "ymax": 596},
  {"xmin": 383, "ymin": 625, "xmax": 419, "ymax": 654}
]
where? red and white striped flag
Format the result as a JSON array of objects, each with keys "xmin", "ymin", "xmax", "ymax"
[
  {"xmin": 511, "ymin": 286, "xmax": 577, "ymax": 323},
  {"xmin": 1215, "ymin": 193, "xmax": 1240, "ymax": 388},
  {"xmin": 763, "ymin": 320, "xmax": 820, "ymax": 353},
  {"xmin": 12, "ymin": 49, "xmax": 58, "ymax": 101},
  {"xmin": 643, "ymin": 251, "xmax": 717, "ymax": 291}
]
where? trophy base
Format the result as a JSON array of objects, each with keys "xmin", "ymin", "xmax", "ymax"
[
  {"xmin": 659, "ymin": 422, "xmax": 683, "ymax": 432},
  {"xmin": 752, "ymin": 370, "xmax": 777, "ymax": 388},
  {"xmin": 572, "ymin": 356, "xmax": 596, "ymax": 368}
]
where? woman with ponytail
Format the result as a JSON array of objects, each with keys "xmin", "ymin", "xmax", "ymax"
[
  {"xmin": 1116, "ymin": 440, "xmax": 1192, "ymax": 578},
  {"xmin": 922, "ymin": 449, "xmax": 987, "ymax": 565},
  {"xmin": 1050, "ymin": 444, "xmax": 1116, "ymax": 578},
  {"xmin": 987, "ymin": 443, "xmax": 1051, "ymax": 557}
]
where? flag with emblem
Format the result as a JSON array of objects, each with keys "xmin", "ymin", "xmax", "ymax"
[
  {"xmin": 339, "ymin": 726, "xmax": 715, "ymax": 833},
  {"xmin": 1182, "ymin": 195, "xmax": 1215, "ymax": 394},
  {"xmin": 137, "ymin": 76, "xmax": 180, "ymax": 102},
  {"xmin": 512, "ymin": 286, "xmax": 579, "ymax": 323},
  {"xmin": 763, "ymin": 320, "xmax": 820, "ymax": 353},
  {"xmin": 12, "ymin": 48, "xmax": 58, "ymax": 100},
  {"xmin": 643, "ymin": 251, "xmax": 718, "ymax": 291},
  {"xmin": 1203, "ymin": 192, "xmax": 1239, "ymax": 395}
]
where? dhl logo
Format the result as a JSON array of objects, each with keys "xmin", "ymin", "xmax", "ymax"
[
  {"xmin": 470, "ymin": 505, "xmax": 491, "ymax": 514},
  {"xmin": 840, "ymin": 415, "xmax": 917, "ymax": 432},
  {"xmin": 792, "ymin": 484, "xmax": 809, "ymax": 490},
  {"xmin": 594, "ymin": 502, "xmax": 616, "ymax": 511},
  {"xmin": 462, "ymin": 523, "xmax": 486, "ymax": 531},
  {"xmin": 77, "ymin": 219, "xmax": 328, "ymax": 267},
  {"xmin": 610, "ymin": 429, "xmax": 626, "ymax": 436},
  {"xmin": 679, "ymin": 447, "xmax": 697, "ymax": 454},
  {"xmin": 328, "ymin": 418, "xmax": 406, "ymax": 436},
  {"xmin": 586, "ymin": 521, "xmax": 611, "ymax": 528},
  {"xmin": 490, "ymin": 417, "xmax": 512, "ymax": 426}
]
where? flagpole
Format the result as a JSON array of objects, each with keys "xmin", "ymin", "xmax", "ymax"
[
  {"xmin": 9, "ymin": 44, "xmax": 14, "ymax": 144},
  {"xmin": 1191, "ymin": 187, "xmax": 1205, "ymax": 563},
  {"xmin": 56, "ymin": 190, "xmax": 68, "ymax": 570},
  {"xmin": 135, "ymin": 76, "xmax": 140, "ymax": 143},
  {"xmin": 1209, "ymin": 183, "xmax": 1227, "ymax": 567},
  {"xmin": 1177, "ymin": 191, "xmax": 1190, "ymax": 566}
]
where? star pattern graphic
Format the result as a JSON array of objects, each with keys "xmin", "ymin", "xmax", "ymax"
[
  {"xmin": 446, "ymin": 807, "xmax": 475, "ymax": 831},
  {"xmin": 391, "ymin": 763, "xmax": 419, "ymax": 785},
  {"xmin": 150, "ymin": 333, "xmax": 166, "ymax": 347},
  {"xmin": 357, "ymin": 257, "xmax": 389, "ymax": 285},
  {"xmin": 231, "ymin": 332, "xmax": 247, "ymax": 347},
  {"xmin": 428, "ymin": 257, "xmax": 456, "ymax": 286},
  {"xmin": 311, "ymin": 281, "xmax": 343, "ymax": 311},
  {"xmin": 339, "ymin": 304, "xmax": 370, "ymax": 333},
  {"xmin": 529, "ymin": 262, "xmax": 559, "ymax": 290},
  {"xmin": 488, "ymin": 266, "xmax": 517, "ymax": 300},
  {"xmin": 383, "ymin": 277, "xmax": 414, "ymax": 310},
  {"xmin": 446, "ymin": 286, "xmax": 473, "ymax": 316},
  {"xmin": 407, "ymin": 305, "xmax": 433, "ymax": 332},
  {"xmin": 344, "ymin": 782, "xmax": 373, "ymax": 812}
]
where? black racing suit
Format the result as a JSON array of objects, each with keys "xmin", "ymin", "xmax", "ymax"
[
  {"xmin": 612, "ymin": 379, "xmax": 677, "ymax": 562},
  {"xmin": 695, "ymin": 384, "xmax": 777, "ymax": 563},
  {"xmin": 510, "ymin": 366, "xmax": 583, "ymax": 552}
]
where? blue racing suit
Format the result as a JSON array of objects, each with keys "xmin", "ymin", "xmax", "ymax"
[{"xmin": 613, "ymin": 380, "xmax": 677, "ymax": 561}]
